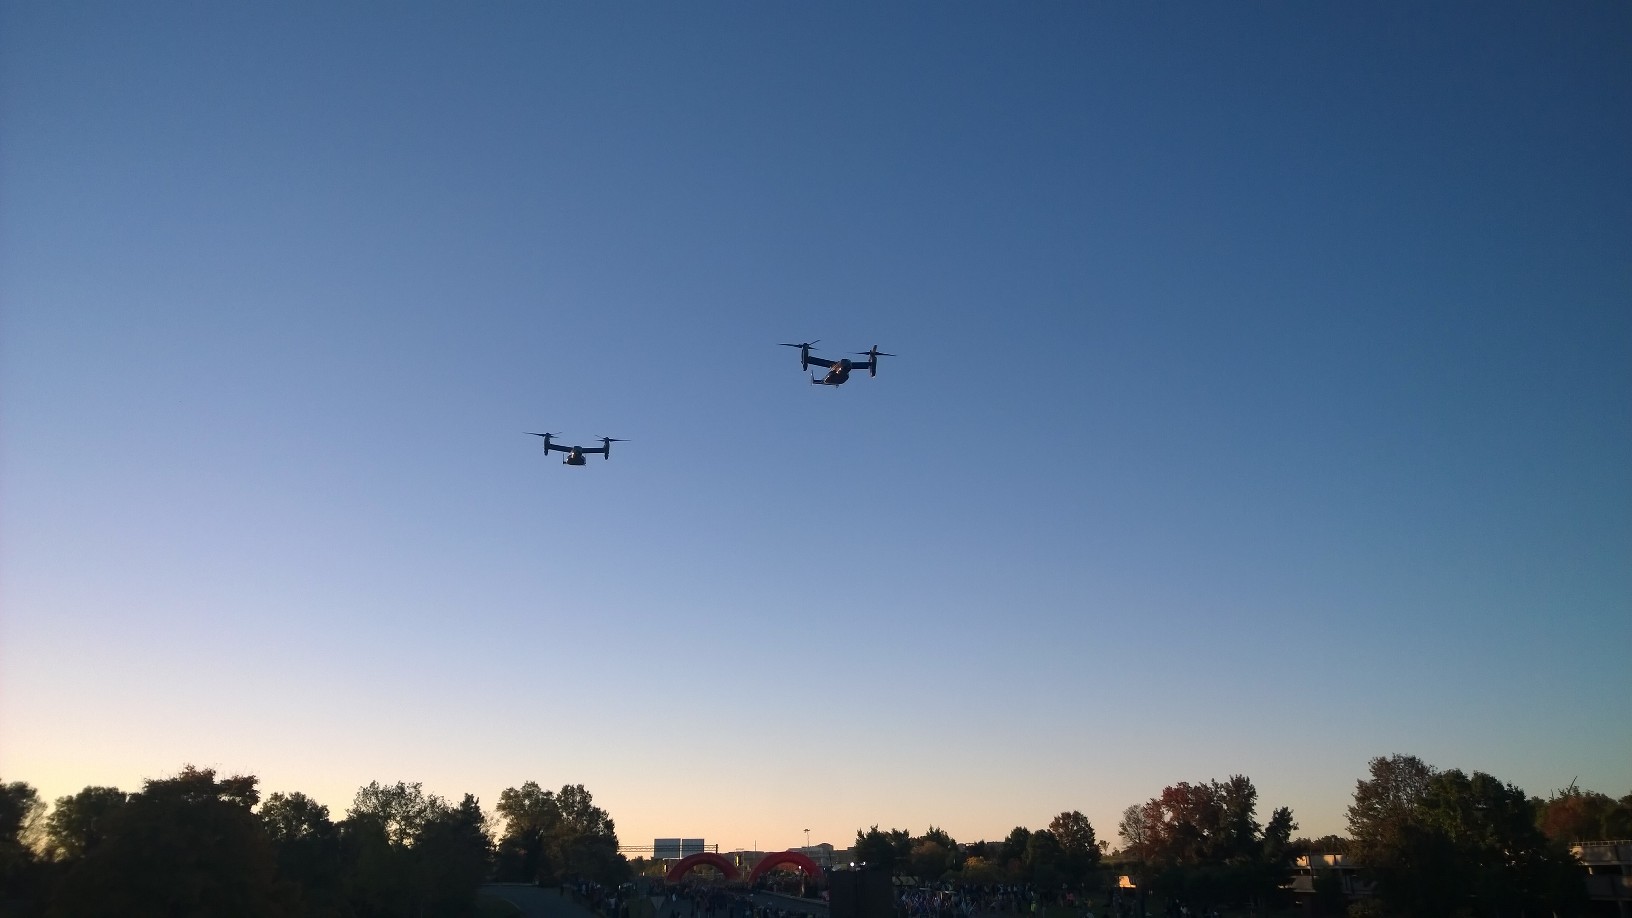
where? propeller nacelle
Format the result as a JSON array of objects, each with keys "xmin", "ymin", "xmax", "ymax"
[
  {"xmin": 855, "ymin": 345, "xmax": 895, "ymax": 377},
  {"xmin": 600, "ymin": 437, "xmax": 625, "ymax": 460},
  {"xmin": 779, "ymin": 340, "xmax": 820, "ymax": 371}
]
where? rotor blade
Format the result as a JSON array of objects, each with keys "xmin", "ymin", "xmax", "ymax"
[
  {"xmin": 524, "ymin": 432, "xmax": 562, "ymax": 438},
  {"xmin": 778, "ymin": 340, "xmax": 819, "ymax": 348}
]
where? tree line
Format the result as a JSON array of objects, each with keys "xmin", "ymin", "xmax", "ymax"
[
  {"xmin": 1, "ymin": 753, "xmax": 1626, "ymax": 916},
  {"xmin": 847, "ymin": 775, "xmax": 1294, "ymax": 912},
  {"xmin": 830, "ymin": 758, "xmax": 1620, "ymax": 917},
  {"xmin": 0, "ymin": 767, "xmax": 623, "ymax": 917}
]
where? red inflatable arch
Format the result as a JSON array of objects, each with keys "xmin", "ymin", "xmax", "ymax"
[
  {"xmin": 747, "ymin": 850, "xmax": 824, "ymax": 885},
  {"xmin": 665, "ymin": 852, "xmax": 741, "ymax": 884}
]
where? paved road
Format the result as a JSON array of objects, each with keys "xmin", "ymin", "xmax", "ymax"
[
  {"xmin": 747, "ymin": 891, "xmax": 828, "ymax": 918},
  {"xmin": 481, "ymin": 884, "xmax": 603, "ymax": 918}
]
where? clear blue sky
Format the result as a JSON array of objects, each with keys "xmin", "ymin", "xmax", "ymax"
[{"xmin": 2, "ymin": 2, "xmax": 1628, "ymax": 851}]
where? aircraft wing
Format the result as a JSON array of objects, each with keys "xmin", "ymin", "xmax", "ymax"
[
  {"xmin": 577, "ymin": 445, "xmax": 607, "ymax": 455},
  {"xmin": 805, "ymin": 354, "xmax": 836, "ymax": 368}
]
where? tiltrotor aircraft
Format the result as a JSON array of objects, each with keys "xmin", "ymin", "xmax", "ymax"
[
  {"xmin": 525, "ymin": 432, "xmax": 624, "ymax": 465},
  {"xmin": 778, "ymin": 340, "xmax": 895, "ymax": 386}
]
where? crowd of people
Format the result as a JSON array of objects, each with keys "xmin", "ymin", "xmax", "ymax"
[{"xmin": 568, "ymin": 875, "xmax": 1226, "ymax": 918}]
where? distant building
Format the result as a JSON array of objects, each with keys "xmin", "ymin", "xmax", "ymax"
[
  {"xmin": 1575, "ymin": 841, "xmax": 1631, "ymax": 917},
  {"xmin": 1282, "ymin": 843, "xmax": 1632, "ymax": 916},
  {"xmin": 1285, "ymin": 852, "xmax": 1373, "ymax": 902},
  {"xmin": 726, "ymin": 843, "xmax": 850, "ymax": 874}
]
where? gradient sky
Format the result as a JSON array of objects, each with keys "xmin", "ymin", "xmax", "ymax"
[{"xmin": 2, "ymin": 2, "xmax": 1628, "ymax": 854}]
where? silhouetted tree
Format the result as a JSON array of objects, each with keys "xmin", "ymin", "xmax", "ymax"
[
  {"xmin": 495, "ymin": 781, "xmax": 555, "ymax": 882},
  {"xmin": 42, "ymin": 786, "xmax": 127, "ymax": 862},
  {"xmin": 49, "ymin": 766, "xmax": 280, "ymax": 918},
  {"xmin": 1293, "ymin": 834, "xmax": 1350, "ymax": 855},
  {"xmin": 348, "ymin": 780, "xmax": 434, "ymax": 847},
  {"xmin": 414, "ymin": 794, "xmax": 492, "ymax": 917},
  {"xmin": 1, "ymin": 781, "xmax": 44, "ymax": 869},
  {"xmin": 1024, "ymin": 828, "xmax": 1064, "ymax": 889},
  {"xmin": 548, "ymin": 784, "xmax": 622, "ymax": 883},
  {"xmin": 260, "ymin": 790, "xmax": 346, "ymax": 916},
  {"xmin": 342, "ymin": 779, "xmax": 493, "ymax": 916},
  {"xmin": 1128, "ymin": 775, "xmax": 1296, "ymax": 911},
  {"xmin": 920, "ymin": 827, "xmax": 961, "ymax": 868},
  {"xmin": 908, "ymin": 839, "xmax": 951, "ymax": 883},
  {"xmin": 495, "ymin": 782, "xmax": 621, "ymax": 885},
  {"xmin": 1118, "ymin": 804, "xmax": 1156, "ymax": 871},
  {"xmin": 1, "ymin": 780, "xmax": 48, "ymax": 915},
  {"xmin": 999, "ymin": 826, "xmax": 1031, "ymax": 879},
  {"xmin": 852, "ymin": 826, "xmax": 909, "ymax": 873},
  {"xmin": 342, "ymin": 804, "xmax": 415, "ymax": 917}
]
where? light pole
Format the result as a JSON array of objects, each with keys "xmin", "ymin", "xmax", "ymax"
[{"xmin": 804, "ymin": 828, "xmax": 811, "ymax": 851}]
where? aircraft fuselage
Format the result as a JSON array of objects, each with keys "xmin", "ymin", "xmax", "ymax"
[{"xmin": 819, "ymin": 359, "xmax": 853, "ymax": 385}]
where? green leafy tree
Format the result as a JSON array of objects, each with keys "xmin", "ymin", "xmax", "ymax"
[
  {"xmin": 495, "ymin": 782, "xmax": 621, "ymax": 885},
  {"xmin": 48, "ymin": 766, "xmax": 280, "ymax": 918},
  {"xmin": 1424, "ymin": 770, "xmax": 1585, "ymax": 915},
  {"xmin": 1024, "ymin": 828, "xmax": 1063, "ymax": 889},
  {"xmin": 1347, "ymin": 755, "xmax": 1587, "ymax": 917},
  {"xmin": 907, "ymin": 827, "xmax": 960, "ymax": 881},
  {"xmin": 1613, "ymin": 794, "xmax": 1632, "ymax": 839},
  {"xmin": 43, "ymin": 786, "xmax": 128, "ymax": 862},
  {"xmin": 1347, "ymin": 754, "xmax": 1435, "ymax": 858},
  {"xmin": 549, "ymin": 784, "xmax": 622, "ymax": 883},
  {"xmin": 999, "ymin": 826, "xmax": 1031, "ymax": 879},
  {"xmin": 908, "ymin": 839, "xmax": 950, "ymax": 882},
  {"xmin": 495, "ymin": 781, "xmax": 557, "ymax": 882},
  {"xmin": 1048, "ymin": 811, "xmax": 1103, "ymax": 889},
  {"xmin": 852, "ymin": 826, "xmax": 909, "ymax": 873},
  {"xmin": 921, "ymin": 826, "xmax": 962, "ymax": 869}
]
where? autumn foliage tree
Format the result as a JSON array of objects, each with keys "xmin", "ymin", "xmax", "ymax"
[
  {"xmin": 908, "ymin": 827, "xmax": 960, "ymax": 883},
  {"xmin": 1125, "ymin": 775, "xmax": 1296, "ymax": 910},
  {"xmin": 1535, "ymin": 783, "xmax": 1632, "ymax": 843}
]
